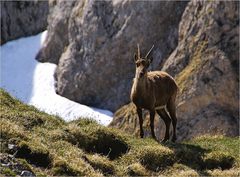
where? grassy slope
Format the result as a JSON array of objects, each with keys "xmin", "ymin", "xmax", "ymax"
[{"xmin": 1, "ymin": 89, "xmax": 239, "ymax": 176}]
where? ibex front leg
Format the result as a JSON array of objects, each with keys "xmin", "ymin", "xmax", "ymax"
[
  {"xmin": 150, "ymin": 110, "xmax": 156, "ymax": 140},
  {"xmin": 137, "ymin": 107, "xmax": 144, "ymax": 138}
]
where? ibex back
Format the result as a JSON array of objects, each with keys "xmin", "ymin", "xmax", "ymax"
[{"xmin": 130, "ymin": 44, "xmax": 178, "ymax": 142}]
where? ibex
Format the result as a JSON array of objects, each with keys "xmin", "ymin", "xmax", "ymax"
[{"xmin": 130, "ymin": 44, "xmax": 178, "ymax": 142}]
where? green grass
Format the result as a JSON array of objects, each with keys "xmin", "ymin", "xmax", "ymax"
[
  {"xmin": 1, "ymin": 88, "xmax": 239, "ymax": 176},
  {"xmin": 1, "ymin": 167, "xmax": 17, "ymax": 176},
  {"xmin": 175, "ymin": 40, "xmax": 208, "ymax": 94}
]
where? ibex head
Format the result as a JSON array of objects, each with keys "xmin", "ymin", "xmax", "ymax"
[{"xmin": 134, "ymin": 44, "xmax": 154, "ymax": 79}]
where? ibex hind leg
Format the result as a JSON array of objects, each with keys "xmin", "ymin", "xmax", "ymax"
[
  {"xmin": 167, "ymin": 97, "xmax": 177, "ymax": 142},
  {"xmin": 156, "ymin": 109, "xmax": 171, "ymax": 143}
]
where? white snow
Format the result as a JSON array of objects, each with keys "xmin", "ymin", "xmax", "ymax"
[{"xmin": 0, "ymin": 31, "xmax": 113, "ymax": 125}]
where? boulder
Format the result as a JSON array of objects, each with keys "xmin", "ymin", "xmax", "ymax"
[
  {"xmin": 1, "ymin": 1, "xmax": 48, "ymax": 45},
  {"xmin": 36, "ymin": 0, "xmax": 188, "ymax": 111},
  {"xmin": 109, "ymin": 0, "xmax": 239, "ymax": 140}
]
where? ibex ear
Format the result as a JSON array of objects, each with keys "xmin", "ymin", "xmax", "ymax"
[{"xmin": 134, "ymin": 53, "xmax": 138, "ymax": 62}]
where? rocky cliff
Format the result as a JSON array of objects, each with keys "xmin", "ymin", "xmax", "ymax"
[
  {"xmin": 110, "ymin": 0, "xmax": 239, "ymax": 141},
  {"xmin": 1, "ymin": 1, "xmax": 48, "ymax": 44},
  {"xmin": 36, "ymin": 0, "xmax": 188, "ymax": 111}
]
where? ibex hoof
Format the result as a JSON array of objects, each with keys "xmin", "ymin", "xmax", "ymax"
[
  {"xmin": 161, "ymin": 138, "xmax": 169, "ymax": 143},
  {"xmin": 171, "ymin": 137, "xmax": 177, "ymax": 142}
]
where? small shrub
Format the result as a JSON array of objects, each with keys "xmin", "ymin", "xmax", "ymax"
[
  {"xmin": 127, "ymin": 163, "xmax": 149, "ymax": 176},
  {"xmin": 1, "ymin": 167, "xmax": 17, "ymax": 176},
  {"xmin": 0, "ymin": 88, "xmax": 19, "ymax": 108},
  {"xmin": 163, "ymin": 163, "xmax": 199, "ymax": 177},
  {"xmin": 0, "ymin": 119, "xmax": 27, "ymax": 140},
  {"xmin": 16, "ymin": 158, "xmax": 33, "ymax": 171},
  {"xmin": 88, "ymin": 128, "xmax": 129, "ymax": 159},
  {"xmin": 50, "ymin": 141, "xmax": 101, "ymax": 176},
  {"xmin": 16, "ymin": 141, "xmax": 52, "ymax": 168},
  {"xmin": 85, "ymin": 154, "xmax": 115, "ymax": 175},
  {"xmin": 67, "ymin": 123, "xmax": 129, "ymax": 159},
  {"xmin": 203, "ymin": 151, "xmax": 235, "ymax": 170},
  {"xmin": 206, "ymin": 168, "xmax": 240, "ymax": 177},
  {"xmin": 139, "ymin": 146, "xmax": 175, "ymax": 171},
  {"xmin": 72, "ymin": 118, "xmax": 99, "ymax": 127},
  {"xmin": 52, "ymin": 160, "xmax": 79, "ymax": 176}
]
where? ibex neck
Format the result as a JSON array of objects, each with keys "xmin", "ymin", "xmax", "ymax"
[{"xmin": 131, "ymin": 76, "xmax": 148, "ymax": 99}]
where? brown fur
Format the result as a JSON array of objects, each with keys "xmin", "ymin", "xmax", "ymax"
[{"xmin": 130, "ymin": 46, "xmax": 178, "ymax": 142}]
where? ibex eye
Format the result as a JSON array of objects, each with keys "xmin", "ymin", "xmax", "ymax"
[
  {"xmin": 142, "ymin": 60, "xmax": 146, "ymax": 64},
  {"xmin": 136, "ymin": 63, "xmax": 140, "ymax": 67}
]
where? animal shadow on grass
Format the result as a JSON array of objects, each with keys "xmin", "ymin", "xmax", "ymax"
[
  {"xmin": 164, "ymin": 142, "xmax": 235, "ymax": 174},
  {"xmin": 165, "ymin": 142, "xmax": 207, "ymax": 169}
]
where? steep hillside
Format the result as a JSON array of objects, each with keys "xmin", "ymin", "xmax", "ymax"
[
  {"xmin": 110, "ymin": 0, "xmax": 239, "ymax": 141},
  {"xmin": 1, "ymin": 89, "xmax": 239, "ymax": 176}
]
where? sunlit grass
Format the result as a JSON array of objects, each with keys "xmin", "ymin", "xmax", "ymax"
[{"xmin": 1, "ymin": 88, "xmax": 239, "ymax": 176}]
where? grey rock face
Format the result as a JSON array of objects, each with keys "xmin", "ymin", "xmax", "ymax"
[
  {"xmin": 161, "ymin": 0, "xmax": 239, "ymax": 140},
  {"xmin": 1, "ymin": 1, "xmax": 48, "ymax": 44},
  {"xmin": 36, "ymin": 0, "xmax": 77, "ymax": 64},
  {"xmin": 37, "ymin": 0, "xmax": 187, "ymax": 111},
  {"xmin": 110, "ymin": 0, "xmax": 239, "ymax": 140}
]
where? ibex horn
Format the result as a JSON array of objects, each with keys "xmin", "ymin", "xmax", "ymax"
[
  {"xmin": 137, "ymin": 43, "xmax": 140, "ymax": 58},
  {"xmin": 145, "ymin": 45, "xmax": 154, "ymax": 58}
]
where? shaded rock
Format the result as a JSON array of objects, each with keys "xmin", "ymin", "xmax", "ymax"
[
  {"xmin": 36, "ymin": 0, "xmax": 77, "ymax": 64},
  {"xmin": 20, "ymin": 170, "xmax": 35, "ymax": 177},
  {"xmin": 1, "ymin": 1, "xmax": 48, "ymax": 45},
  {"xmin": 0, "ymin": 153, "xmax": 35, "ymax": 177},
  {"xmin": 36, "ymin": 0, "xmax": 188, "ymax": 111},
  {"xmin": 110, "ymin": 0, "xmax": 239, "ymax": 140}
]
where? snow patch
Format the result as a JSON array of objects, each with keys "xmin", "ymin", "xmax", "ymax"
[{"xmin": 0, "ymin": 31, "xmax": 113, "ymax": 125}]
